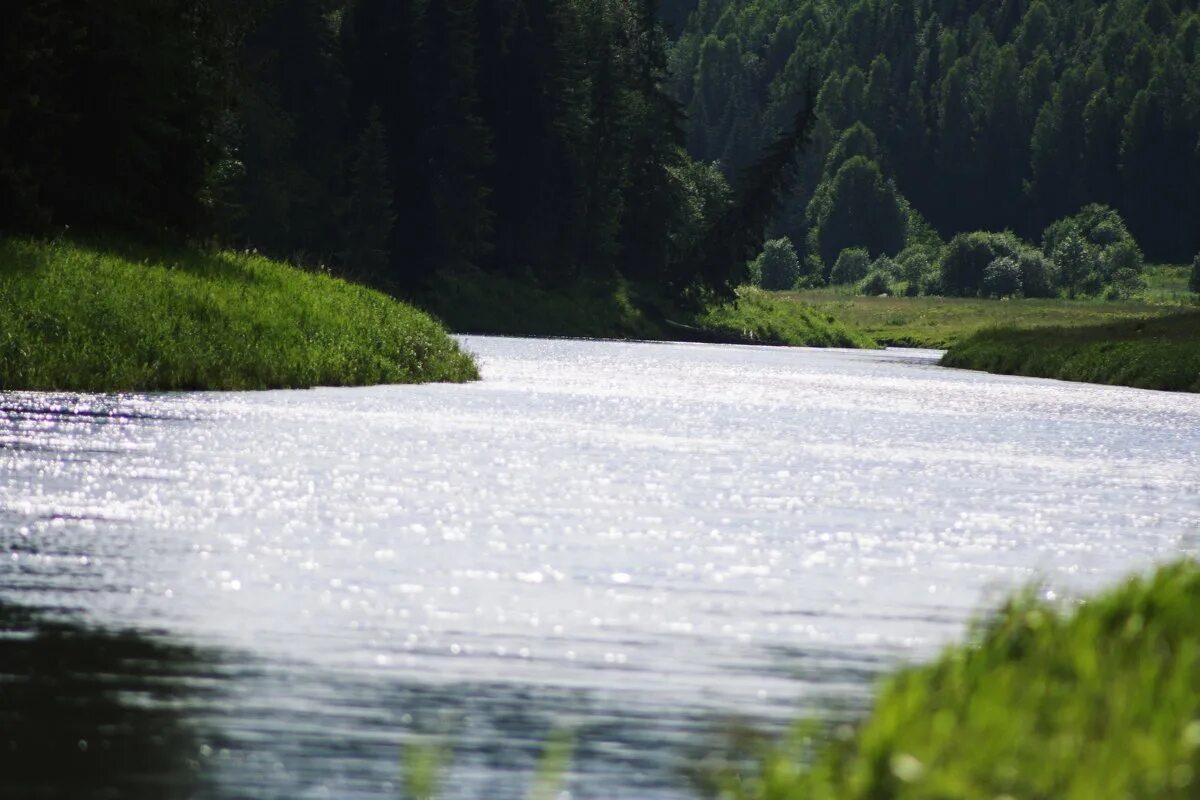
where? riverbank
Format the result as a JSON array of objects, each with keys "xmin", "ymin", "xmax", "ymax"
[
  {"xmin": 721, "ymin": 560, "xmax": 1200, "ymax": 800},
  {"xmin": 420, "ymin": 269, "xmax": 875, "ymax": 348},
  {"xmin": 0, "ymin": 236, "xmax": 478, "ymax": 391},
  {"xmin": 782, "ymin": 288, "xmax": 1185, "ymax": 348},
  {"xmin": 942, "ymin": 313, "xmax": 1200, "ymax": 393}
]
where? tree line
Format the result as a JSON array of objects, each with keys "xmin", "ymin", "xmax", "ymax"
[{"xmin": 670, "ymin": 0, "xmax": 1200, "ymax": 268}]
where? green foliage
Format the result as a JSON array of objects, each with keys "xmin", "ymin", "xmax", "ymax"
[
  {"xmin": 943, "ymin": 313, "xmax": 1200, "ymax": 392},
  {"xmin": 1044, "ymin": 205, "xmax": 1145, "ymax": 292},
  {"xmin": 1053, "ymin": 233, "xmax": 1099, "ymax": 298},
  {"xmin": 1017, "ymin": 250, "xmax": 1058, "ymax": 298},
  {"xmin": 831, "ymin": 248, "xmax": 870, "ymax": 285},
  {"xmin": 860, "ymin": 270, "xmax": 892, "ymax": 296},
  {"xmin": 420, "ymin": 266, "xmax": 661, "ymax": 340},
  {"xmin": 667, "ymin": 157, "xmax": 734, "ymax": 278},
  {"xmin": 870, "ymin": 255, "xmax": 900, "ymax": 279},
  {"xmin": 807, "ymin": 156, "xmax": 907, "ymax": 267},
  {"xmin": 0, "ymin": 0, "xmax": 250, "ymax": 236},
  {"xmin": 1192, "ymin": 255, "xmax": 1200, "ymax": 295},
  {"xmin": 0, "ymin": 236, "xmax": 478, "ymax": 391},
  {"xmin": 750, "ymin": 238, "xmax": 801, "ymax": 290},
  {"xmin": 672, "ymin": 0, "xmax": 1200, "ymax": 264},
  {"xmin": 938, "ymin": 232, "xmax": 1023, "ymax": 297},
  {"xmin": 982, "ymin": 257, "xmax": 1023, "ymax": 298},
  {"xmin": 897, "ymin": 246, "xmax": 937, "ymax": 296},
  {"xmin": 342, "ymin": 106, "xmax": 394, "ymax": 278},
  {"xmin": 714, "ymin": 560, "xmax": 1200, "ymax": 798},
  {"xmin": 695, "ymin": 288, "xmax": 876, "ymax": 348}
]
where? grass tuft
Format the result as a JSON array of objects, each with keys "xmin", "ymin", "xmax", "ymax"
[{"xmin": 0, "ymin": 236, "xmax": 478, "ymax": 391}]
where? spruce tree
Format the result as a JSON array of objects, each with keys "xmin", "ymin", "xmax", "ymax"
[{"xmin": 342, "ymin": 107, "xmax": 395, "ymax": 279}]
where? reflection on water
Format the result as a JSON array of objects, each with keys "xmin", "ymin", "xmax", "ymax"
[
  {"xmin": 1, "ymin": 337, "xmax": 1198, "ymax": 797},
  {"xmin": 0, "ymin": 603, "xmax": 215, "ymax": 799}
]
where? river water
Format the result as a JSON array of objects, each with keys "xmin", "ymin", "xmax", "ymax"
[{"xmin": 2, "ymin": 337, "xmax": 1198, "ymax": 798}]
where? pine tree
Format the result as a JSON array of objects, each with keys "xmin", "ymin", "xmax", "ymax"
[{"xmin": 342, "ymin": 107, "xmax": 395, "ymax": 279}]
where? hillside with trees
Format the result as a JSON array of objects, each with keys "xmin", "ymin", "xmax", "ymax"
[{"xmin": 670, "ymin": 0, "xmax": 1200, "ymax": 273}]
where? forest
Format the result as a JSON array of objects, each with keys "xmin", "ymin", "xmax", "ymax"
[
  {"xmin": 1, "ymin": 0, "xmax": 748, "ymax": 308},
  {"xmin": 670, "ymin": 0, "xmax": 1200, "ymax": 286},
  {"xmin": 3, "ymin": 0, "xmax": 1199, "ymax": 310}
]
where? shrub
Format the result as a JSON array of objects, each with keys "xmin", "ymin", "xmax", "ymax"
[
  {"xmin": 1044, "ymin": 205, "xmax": 1144, "ymax": 296},
  {"xmin": 1100, "ymin": 239, "xmax": 1144, "ymax": 282},
  {"xmin": 897, "ymin": 246, "xmax": 935, "ymax": 296},
  {"xmin": 1191, "ymin": 254, "xmax": 1200, "ymax": 295},
  {"xmin": 1042, "ymin": 203, "xmax": 1136, "ymax": 258},
  {"xmin": 938, "ymin": 231, "xmax": 1022, "ymax": 296},
  {"xmin": 1053, "ymin": 234, "xmax": 1098, "ymax": 298},
  {"xmin": 870, "ymin": 255, "xmax": 900, "ymax": 278},
  {"xmin": 830, "ymin": 247, "xmax": 871, "ymax": 284},
  {"xmin": 1017, "ymin": 251, "xmax": 1057, "ymax": 298},
  {"xmin": 1104, "ymin": 267, "xmax": 1145, "ymax": 300},
  {"xmin": 860, "ymin": 270, "xmax": 893, "ymax": 295},
  {"xmin": 749, "ymin": 238, "xmax": 802, "ymax": 290},
  {"xmin": 798, "ymin": 255, "xmax": 827, "ymax": 288},
  {"xmin": 982, "ymin": 256, "xmax": 1023, "ymax": 298}
]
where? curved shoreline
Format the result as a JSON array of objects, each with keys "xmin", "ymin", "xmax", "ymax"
[{"xmin": 0, "ymin": 237, "xmax": 478, "ymax": 392}]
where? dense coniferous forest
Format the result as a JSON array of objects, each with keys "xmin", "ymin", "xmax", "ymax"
[
  {"xmin": 3, "ymin": 0, "xmax": 1198, "ymax": 309},
  {"xmin": 670, "ymin": 0, "xmax": 1200, "ymax": 269},
  {"xmin": 2, "ymin": 0, "xmax": 745, "ymax": 303}
]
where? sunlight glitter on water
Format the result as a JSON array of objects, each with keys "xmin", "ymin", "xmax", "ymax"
[{"xmin": 2, "ymin": 338, "xmax": 1198, "ymax": 797}]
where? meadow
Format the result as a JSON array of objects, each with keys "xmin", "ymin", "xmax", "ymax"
[{"xmin": 784, "ymin": 274, "xmax": 1191, "ymax": 349}]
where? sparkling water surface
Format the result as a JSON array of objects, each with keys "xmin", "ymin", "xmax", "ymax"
[{"xmin": 2, "ymin": 336, "xmax": 1198, "ymax": 797}]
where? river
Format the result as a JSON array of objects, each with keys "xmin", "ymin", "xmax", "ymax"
[{"xmin": 2, "ymin": 336, "xmax": 1198, "ymax": 798}]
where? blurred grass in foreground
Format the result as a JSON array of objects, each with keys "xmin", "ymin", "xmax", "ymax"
[
  {"xmin": 716, "ymin": 561, "xmax": 1200, "ymax": 799},
  {"xmin": 0, "ymin": 235, "xmax": 478, "ymax": 391}
]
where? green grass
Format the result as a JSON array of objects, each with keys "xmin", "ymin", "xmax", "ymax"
[
  {"xmin": 1137, "ymin": 265, "xmax": 1198, "ymax": 306},
  {"xmin": 0, "ymin": 236, "xmax": 478, "ymax": 391},
  {"xmin": 695, "ymin": 288, "xmax": 877, "ymax": 348},
  {"xmin": 718, "ymin": 560, "xmax": 1200, "ymax": 800},
  {"xmin": 784, "ymin": 288, "xmax": 1184, "ymax": 349},
  {"xmin": 942, "ymin": 312, "xmax": 1200, "ymax": 392}
]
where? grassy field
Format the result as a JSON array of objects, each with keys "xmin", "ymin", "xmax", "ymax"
[
  {"xmin": 0, "ymin": 236, "xmax": 478, "ymax": 391},
  {"xmin": 942, "ymin": 312, "xmax": 1200, "ymax": 392},
  {"xmin": 1138, "ymin": 265, "xmax": 1197, "ymax": 305},
  {"xmin": 717, "ymin": 560, "xmax": 1200, "ymax": 800},
  {"xmin": 785, "ymin": 287, "xmax": 1186, "ymax": 349}
]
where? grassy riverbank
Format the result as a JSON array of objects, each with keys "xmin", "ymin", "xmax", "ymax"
[
  {"xmin": 422, "ymin": 270, "xmax": 875, "ymax": 348},
  {"xmin": 694, "ymin": 288, "xmax": 876, "ymax": 348},
  {"xmin": 784, "ymin": 288, "xmax": 1184, "ymax": 349},
  {"xmin": 721, "ymin": 560, "xmax": 1200, "ymax": 800},
  {"xmin": 0, "ymin": 236, "xmax": 478, "ymax": 391},
  {"xmin": 942, "ymin": 313, "xmax": 1200, "ymax": 393}
]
